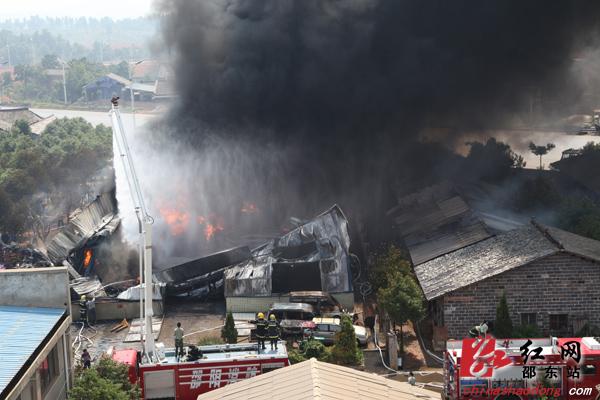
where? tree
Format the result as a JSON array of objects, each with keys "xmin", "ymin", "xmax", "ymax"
[
  {"xmin": 110, "ymin": 61, "xmax": 130, "ymax": 79},
  {"xmin": 369, "ymin": 245, "xmax": 412, "ymax": 292},
  {"xmin": 330, "ymin": 315, "xmax": 362, "ymax": 365},
  {"xmin": 221, "ymin": 311, "xmax": 238, "ymax": 344},
  {"xmin": 70, "ymin": 369, "xmax": 129, "ymax": 400},
  {"xmin": 494, "ymin": 292, "xmax": 513, "ymax": 339},
  {"xmin": 378, "ymin": 269, "xmax": 426, "ymax": 353},
  {"xmin": 529, "ymin": 142, "xmax": 555, "ymax": 170},
  {"xmin": 69, "ymin": 356, "xmax": 139, "ymax": 400},
  {"xmin": 557, "ymin": 196, "xmax": 600, "ymax": 241},
  {"xmin": 41, "ymin": 54, "xmax": 60, "ymax": 69},
  {"xmin": 0, "ymin": 117, "xmax": 112, "ymax": 238},
  {"xmin": 465, "ymin": 138, "xmax": 525, "ymax": 181}
]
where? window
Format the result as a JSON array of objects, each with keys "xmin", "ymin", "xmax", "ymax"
[
  {"xmin": 549, "ymin": 314, "xmax": 568, "ymax": 331},
  {"xmin": 39, "ymin": 345, "xmax": 60, "ymax": 395},
  {"xmin": 521, "ymin": 313, "xmax": 537, "ymax": 327}
]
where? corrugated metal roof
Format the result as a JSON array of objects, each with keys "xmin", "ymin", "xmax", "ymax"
[
  {"xmin": 0, "ymin": 306, "xmax": 65, "ymax": 397},
  {"xmin": 197, "ymin": 358, "xmax": 438, "ymax": 400}
]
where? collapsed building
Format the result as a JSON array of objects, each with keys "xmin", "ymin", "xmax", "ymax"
[
  {"xmin": 223, "ymin": 205, "xmax": 355, "ymax": 312},
  {"xmin": 46, "ymin": 191, "xmax": 121, "ymax": 278}
]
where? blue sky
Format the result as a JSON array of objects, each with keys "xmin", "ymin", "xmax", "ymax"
[{"xmin": 0, "ymin": 0, "xmax": 155, "ymax": 20}]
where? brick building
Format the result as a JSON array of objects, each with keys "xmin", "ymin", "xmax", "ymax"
[{"xmin": 414, "ymin": 220, "xmax": 600, "ymax": 343}]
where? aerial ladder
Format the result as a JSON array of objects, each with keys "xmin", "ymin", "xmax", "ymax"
[{"xmin": 109, "ymin": 97, "xmax": 157, "ymax": 362}]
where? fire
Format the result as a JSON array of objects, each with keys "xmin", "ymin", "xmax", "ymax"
[
  {"xmin": 241, "ymin": 201, "xmax": 258, "ymax": 214},
  {"xmin": 83, "ymin": 249, "xmax": 92, "ymax": 268},
  {"xmin": 199, "ymin": 216, "xmax": 224, "ymax": 241},
  {"xmin": 159, "ymin": 206, "xmax": 190, "ymax": 236}
]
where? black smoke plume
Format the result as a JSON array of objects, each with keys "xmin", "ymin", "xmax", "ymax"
[{"xmin": 134, "ymin": 0, "xmax": 600, "ymax": 262}]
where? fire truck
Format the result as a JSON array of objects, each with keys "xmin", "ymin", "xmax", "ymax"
[
  {"xmin": 113, "ymin": 342, "xmax": 289, "ymax": 399},
  {"xmin": 443, "ymin": 337, "xmax": 600, "ymax": 400}
]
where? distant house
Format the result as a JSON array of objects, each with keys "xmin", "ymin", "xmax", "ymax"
[
  {"xmin": 0, "ymin": 106, "xmax": 55, "ymax": 134},
  {"xmin": 82, "ymin": 73, "xmax": 131, "ymax": 101},
  {"xmin": 414, "ymin": 220, "xmax": 600, "ymax": 344}
]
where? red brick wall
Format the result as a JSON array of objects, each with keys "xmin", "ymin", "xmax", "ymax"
[{"xmin": 441, "ymin": 252, "xmax": 600, "ymax": 339}]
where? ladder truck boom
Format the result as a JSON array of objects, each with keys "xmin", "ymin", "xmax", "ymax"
[{"xmin": 109, "ymin": 97, "xmax": 156, "ymax": 362}]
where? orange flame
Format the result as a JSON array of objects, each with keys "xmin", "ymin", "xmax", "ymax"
[
  {"xmin": 83, "ymin": 249, "xmax": 93, "ymax": 268},
  {"xmin": 159, "ymin": 206, "xmax": 190, "ymax": 236},
  {"xmin": 241, "ymin": 202, "xmax": 258, "ymax": 213},
  {"xmin": 201, "ymin": 219, "xmax": 224, "ymax": 241}
]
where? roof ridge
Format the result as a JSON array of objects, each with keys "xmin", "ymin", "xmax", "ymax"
[
  {"xmin": 530, "ymin": 218, "xmax": 564, "ymax": 250},
  {"xmin": 310, "ymin": 358, "xmax": 321, "ymax": 399}
]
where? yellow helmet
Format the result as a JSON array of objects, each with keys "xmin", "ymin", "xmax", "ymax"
[
  {"xmin": 81, "ymin": 295, "xmax": 86, "ymax": 301},
  {"xmin": 257, "ymin": 312, "xmax": 265, "ymax": 319},
  {"xmin": 270, "ymin": 314, "xmax": 276, "ymax": 321}
]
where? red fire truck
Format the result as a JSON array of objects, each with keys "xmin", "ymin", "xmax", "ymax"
[
  {"xmin": 113, "ymin": 342, "xmax": 289, "ymax": 399},
  {"xmin": 444, "ymin": 337, "xmax": 600, "ymax": 400}
]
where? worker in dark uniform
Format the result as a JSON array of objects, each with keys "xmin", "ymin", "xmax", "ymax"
[
  {"xmin": 79, "ymin": 295, "xmax": 88, "ymax": 326},
  {"xmin": 81, "ymin": 349, "xmax": 91, "ymax": 369},
  {"xmin": 254, "ymin": 312, "xmax": 268, "ymax": 351},
  {"xmin": 267, "ymin": 314, "xmax": 280, "ymax": 350}
]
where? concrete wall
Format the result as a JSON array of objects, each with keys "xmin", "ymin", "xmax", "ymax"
[
  {"xmin": 441, "ymin": 253, "xmax": 600, "ymax": 339},
  {"xmin": 226, "ymin": 291, "xmax": 355, "ymax": 313},
  {"xmin": 71, "ymin": 300, "xmax": 164, "ymax": 321},
  {"xmin": 0, "ymin": 267, "xmax": 70, "ymax": 311}
]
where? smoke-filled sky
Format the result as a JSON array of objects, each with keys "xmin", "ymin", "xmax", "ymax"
[{"xmin": 119, "ymin": 0, "xmax": 600, "ymax": 264}]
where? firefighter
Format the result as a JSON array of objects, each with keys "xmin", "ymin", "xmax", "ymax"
[
  {"xmin": 254, "ymin": 312, "xmax": 268, "ymax": 351},
  {"xmin": 468, "ymin": 321, "xmax": 488, "ymax": 338},
  {"xmin": 174, "ymin": 322, "xmax": 184, "ymax": 361},
  {"xmin": 267, "ymin": 314, "xmax": 280, "ymax": 350},
  {"xmin": 79, "ymin": 295, "xmax": 88, "ymax": 325}
]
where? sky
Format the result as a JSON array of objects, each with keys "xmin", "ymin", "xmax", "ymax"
[{"xmin": 0, "ymin": 0, "xmax": 155, "ymax": 20}]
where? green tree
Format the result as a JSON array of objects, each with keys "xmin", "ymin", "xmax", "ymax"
[
  {"xmin": 465, "ymin": 138, "xmax": 525, "ymax": 181},
  {"xmin": 110, "ymin": 61, "xmax": 130, "ymax": 79},
  {"xmin": 69, "ymin": 356, "xmax": 140, "ymax": 400},
  {"xmin": 221, "ymin": 311, "xmax": 238, "ymax": 344},
  {"xmin": 41, "ymin": 54, "xmax": 60, "ymax": 69},
  {"xmin": 377, "ymin": 269, "xmax": 425, "ymax": 353},
  {"xmin": 70, "ymin": 369, "xmax": 129, "ymax": 400},
  {"xmin": 529, "ymin": 142, "xmax": 556, "ymax": 170},
  {"xmin": 369, "ymin": 245, "xmax": 412, "ymax": 292},
  {"xmin": 66, "ymin": 58, "xmax": 107, "ymax": 102},
  {"xmin": 330, "ymin": 315, "xmax": 362, "ymax": 365},
  {"xmin": 0, "ymin": 117, "xmax": 112, "ymax": 238},
  {"xmin": 557, "ymin": 196, "xmax": 600, "ymax": 241},
  {"xmin": 494, "ymin": 292, "xmax": 513, "ymax": 339},
  {"xmin": 94, "ymin": 356, "xmax": 140, "ymax": 399}
]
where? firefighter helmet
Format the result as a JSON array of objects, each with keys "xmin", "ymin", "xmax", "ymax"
[
  {"xmin": 81, "ymin": 295, "xmax": 86, "ymax": 301},
  {"xmin": 257, "ymin": 312, "xmax": 265, "ymax": 319},
  {"xmin": 270, "ymin": 314, "xmax": 276, "ymax": 321}
]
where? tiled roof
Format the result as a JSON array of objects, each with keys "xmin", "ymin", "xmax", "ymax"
[
  {"xmin": 415, "ymin": 221, "xmax": 600, "ymax": 300},
  {"xmin": 0, "ymin": 306, "xmax": 65, "ymax": 397},
  {"xmin": 197, "ymin": 358, "xmax": 438, "ymax": 400}
]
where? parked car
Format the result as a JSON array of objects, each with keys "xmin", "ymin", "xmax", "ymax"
[
  {"xmin": 310, "ymin": 317, "xmax": 368, "ymax": 347},
  {"xmin": 267, "ymin": 303, "xmax": 316, "ymax": 337},
  {"xmin": 288, "ymin": 291, "xmax": 349, "ymax": 318}
]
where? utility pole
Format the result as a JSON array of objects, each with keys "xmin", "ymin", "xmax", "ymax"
[
  {"xmin": 57, "ymin": 58, "xmax": 68, "ymax": 105},
  {"xmin": 128, "ymin": 59, "xmax": 147, "ymax": 133}
]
